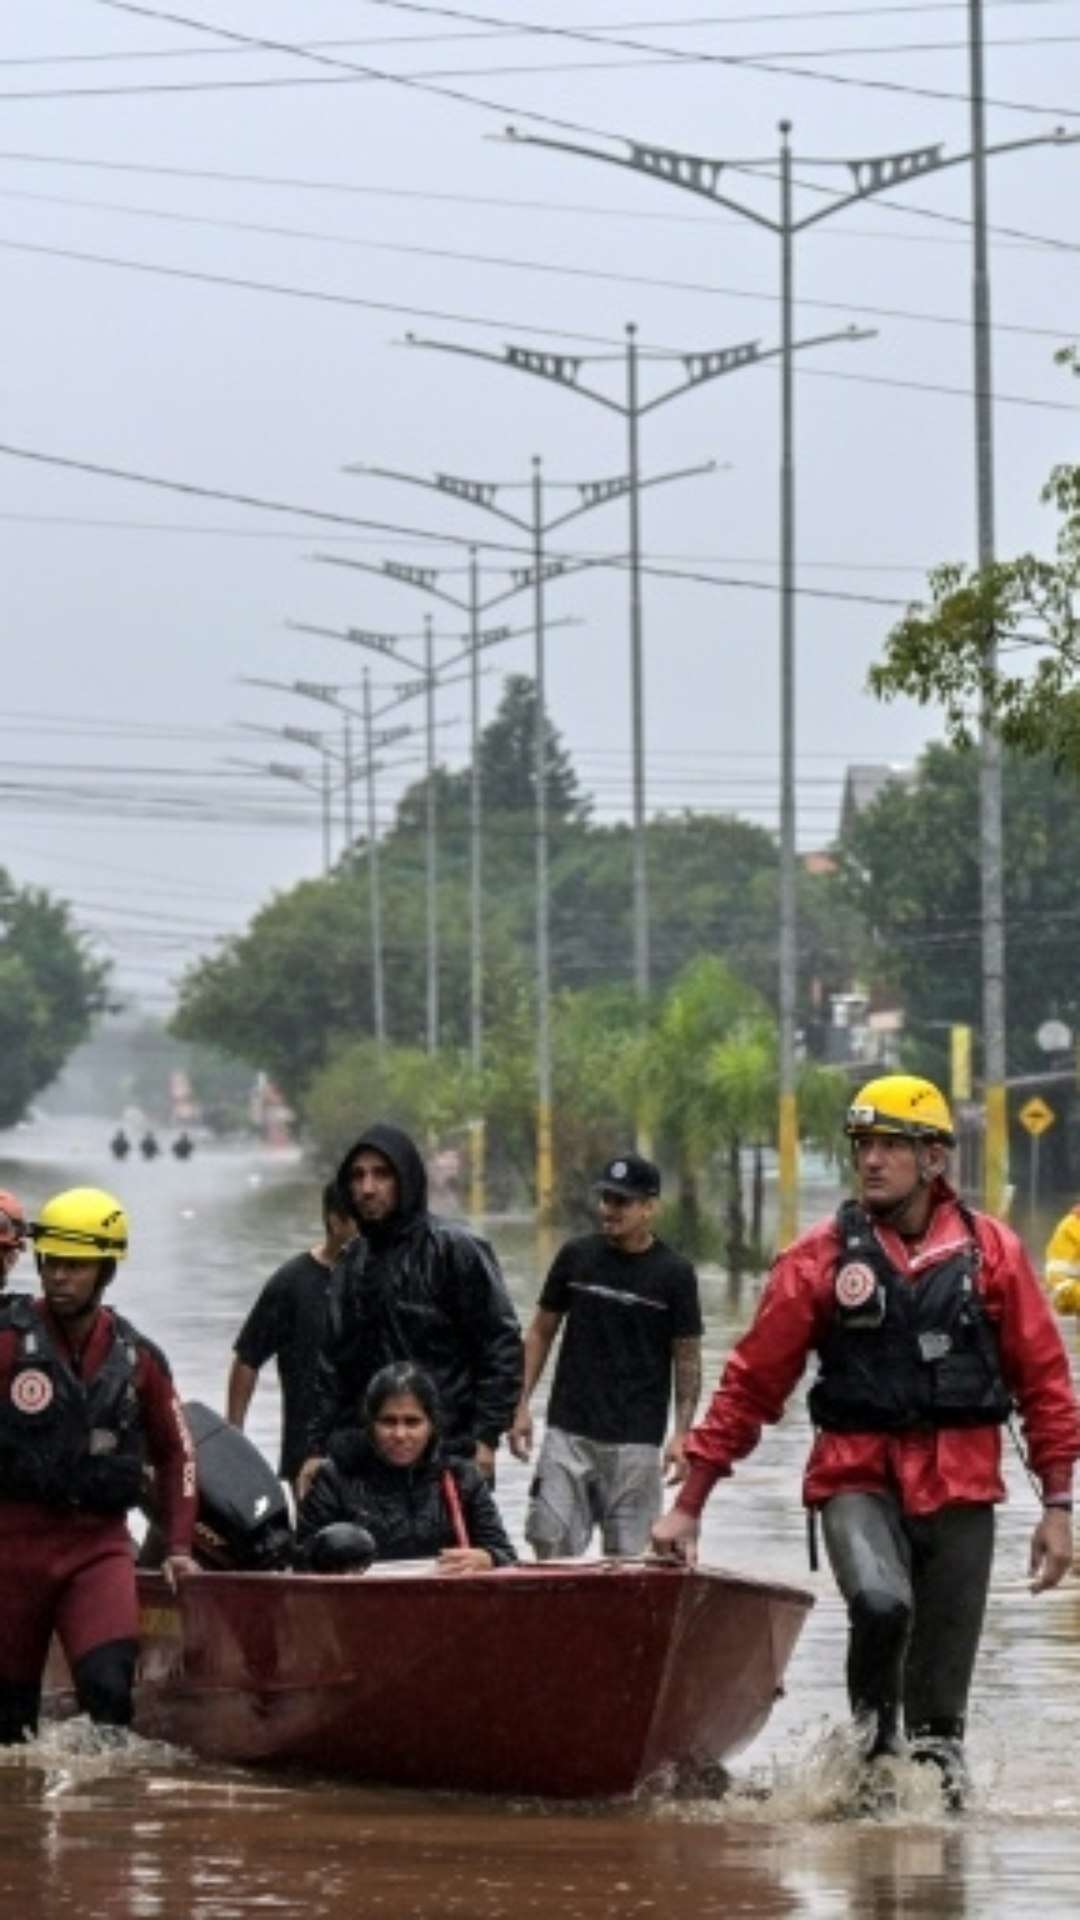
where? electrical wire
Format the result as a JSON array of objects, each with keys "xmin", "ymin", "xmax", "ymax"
[
  {"xmin": 1, "ymin": 180, "xmax": 1072, "ymax": 344},
  {"xmin": 8, "ymin": 3, "xmax": 1080, "ymax": 69},
  {"xmin": 1, "ymin": 230, "xmax": 1074, "ymax": 414},
  {"xmin": 0, "ymin": 440, "xmax": 1010, "ymax": 613},
  {"xmin": 0, "ymin": 1, "xmax": 1066, "ymax": 129},
  {"xmin": 88, "ymin": 0, "xmax": 621, "ymax": 140},
  {"xmin": 362, "ymin": 0, "xmax": 1080, "ymax": 122},
  {"xmin": 0, "ymin": 148, "xmax": 1065, "ymax": 254}
]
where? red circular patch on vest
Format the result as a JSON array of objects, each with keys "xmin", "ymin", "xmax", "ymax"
[
  {"xmin": 835, "ymin": 1261, "xmax": 877, "ymax": 1310},
  {"xmin": 12, "ymin": 1369, "xmax": 53, "ymax": 1414}
]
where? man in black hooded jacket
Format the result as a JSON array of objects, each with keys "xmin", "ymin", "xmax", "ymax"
[{"xmin": 297, "ymin": 1125, "xmax": 522, "ymax": 1488}]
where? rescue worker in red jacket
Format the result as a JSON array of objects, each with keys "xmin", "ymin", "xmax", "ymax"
[
  {"xmin": 652, "ymin": 1075, "xmax": 1080, "ymax": 1801},
  {"xmin": 0, "ymin": 1187, "xmax": 197, "ymax": 1744}
]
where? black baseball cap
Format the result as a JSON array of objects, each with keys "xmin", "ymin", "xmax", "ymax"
[{"xmin": 594, "ymin": 1153, "xmax": 661, "ymax": 1199}]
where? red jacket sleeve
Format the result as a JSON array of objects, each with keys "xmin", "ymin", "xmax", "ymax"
[
  {"xmin": 979, "ymin": 1215, "xmax": 1080, "ymax": 1499},
  {"xmin": 677, "ymin": 1233, "xmax": 828, "ymax": 1516},
  {"xmin": 137, "ymin": 1347, "xmax": 197, "ymax": 1555}
]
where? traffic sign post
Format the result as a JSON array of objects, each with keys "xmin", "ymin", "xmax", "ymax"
[{"xmin": 1019, "ymin": 1097, "xmax": 1055, "ymax": 1218}]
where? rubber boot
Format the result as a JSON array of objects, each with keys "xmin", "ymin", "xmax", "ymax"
[
  {"xmin": 0, "ymin": 1683, "xmax": 41, "ymax": 1745},
  {"xmin": 847, "ymin": 1589, "xmax": 911, "ymax": 1759},
  {"xmin": 72, "ymin": 1639, "xmax": 137, "ymax": 1731},
  {"xmin": 908, "ymin": 1718, "xmax": 968, "ymax": 1813}
]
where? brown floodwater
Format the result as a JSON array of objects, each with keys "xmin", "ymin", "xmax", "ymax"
[{"xmin": 2, "ymin": 1121, "xmax": 1080, "ymax": 1920}]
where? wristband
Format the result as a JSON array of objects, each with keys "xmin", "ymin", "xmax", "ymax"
[{"xmin": 1042, "ymin": 1497, "xmax": 1074, "ymax": 1511}]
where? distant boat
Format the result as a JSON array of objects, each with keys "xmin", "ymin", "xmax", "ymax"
[{"xmin": 115, "ymin": 1560, "xmax": 812, "ymax": 1798}]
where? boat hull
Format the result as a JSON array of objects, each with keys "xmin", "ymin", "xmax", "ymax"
[{"xmin": 129, "ymin": 1560, "xmax": 812, "ymax": 1798}]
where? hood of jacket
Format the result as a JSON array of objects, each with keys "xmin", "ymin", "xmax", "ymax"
[{"xmin": 336, "ymin": 1123, "xmax": 428, "ymax": 1240}]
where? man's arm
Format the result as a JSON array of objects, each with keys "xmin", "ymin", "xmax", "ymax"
[
  {"xmin": 508, "ymin": 1309, "xmax": 564, "ymax": 1462},
  {"xmin": 663, "ymin": 1336, "xmax": 703, "ymax": 1484},
  {"xmin": 447, "ymin": 1231, "xmax": 524, "ymax": 1458},
  {"xmin": 296, "ymin": 1262, "xmax": 356, "ymax": 1495},
  {"xmin": 138, "ymin": 1345, "xmax": 198, "ymax": 1574},
  {"xmin": 226, "ymin": 1356, "xmax": 259, "ymax": 1430}
]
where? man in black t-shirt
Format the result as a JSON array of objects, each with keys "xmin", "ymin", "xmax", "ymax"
[
  {"xmin": 226, "ymin": 1182, "xmax": 354, "ymax": 1483},
  {"xmin": 509, "ymin": 1153, "xmax": 703, "ymax": 1559}
]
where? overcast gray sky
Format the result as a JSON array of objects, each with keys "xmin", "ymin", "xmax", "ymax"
[{"xmin": 4, "ymin": 0, "xmax": 1078, "ymax": 1008}]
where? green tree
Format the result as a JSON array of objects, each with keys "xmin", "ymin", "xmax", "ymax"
[
  {"xmin": 0, "ymin": 870, "xmax": 110, "ymax": 1127},
  {"xmin": 869, "ymin": 397, "xmax": 1080, "ymax": 769},
  {"xmin": 836, "ymin": 742, "xmax": 1080, "ymax": 1078}
]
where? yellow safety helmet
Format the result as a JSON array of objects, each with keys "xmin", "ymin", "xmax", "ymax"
[
  {"xmin": 845, "ymin": 1074, "xmax": 955, "ymax": 1147},
  {"xmin": 30, "ymin": 1187, "xmax": 130, "ymax": 1261}
]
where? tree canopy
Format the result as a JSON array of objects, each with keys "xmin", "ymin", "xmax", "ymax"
[
  {"xmin": 836, "ymin": 742, "xmax": 1080, "ymax": 1078},
  {"xmin": 0, "ymin": 869, "xmax": 110, "ymax": 1127},
  {"xmin": 870, "ymin": 395, "xmax": 1080, "ymax": 770},
  {"xmin": 174, "ymin": 676, "xmax": 858, "ymax": 1104}
]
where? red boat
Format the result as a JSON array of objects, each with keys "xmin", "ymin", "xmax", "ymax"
[{"xmin": 124, "ymin": 1559, "xmax": 812, "ymax": 1798}]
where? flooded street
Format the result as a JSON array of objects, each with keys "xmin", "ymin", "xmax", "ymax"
[{"xmin": 3, "ymin": 1121, "xmax": 1080, "ymax": 1918}]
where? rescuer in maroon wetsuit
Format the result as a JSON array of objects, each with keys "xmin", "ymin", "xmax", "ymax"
[{"xmin": 0, "ymin": 1186, "xmax": 197, "ymax": 1743}]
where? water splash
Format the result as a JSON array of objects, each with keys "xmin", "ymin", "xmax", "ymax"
[
  {"xmin": 0, "ymin": 1715, "xmax": 185, "ymax": 1796},
  {"xmin": 663, "ymin": 1720, "xmax": 958, "ymax": 1828}
]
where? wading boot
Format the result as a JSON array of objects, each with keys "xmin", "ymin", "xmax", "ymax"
[{"xmin": 908, "ymin": 1728, "xmax": 969, "ymax": 1814}]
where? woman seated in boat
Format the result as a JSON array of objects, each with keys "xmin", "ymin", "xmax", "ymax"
[{"xmin": 296, "ymin": 1362, "xmax": 516, "ymax": 1574}]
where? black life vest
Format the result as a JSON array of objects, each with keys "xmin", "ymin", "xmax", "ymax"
[
  {"xmin": 806, "ymin": 1198, "xmax": 1013, "ymax": 1434},
  {"xmin": 0, "ymin": 1300, "xmax": 146, "ymax": 1512}
]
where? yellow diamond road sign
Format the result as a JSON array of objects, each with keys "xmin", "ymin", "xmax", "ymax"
[{"xmin": 1019, "ymin": 1096, "xmax": 1055, "ymax": 1136}]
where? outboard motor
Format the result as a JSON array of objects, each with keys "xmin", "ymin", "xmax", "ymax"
[
  {"xmin": 182, "ymin": 1401, "xmax": 294, "ymax": 1571},
  {"xmin": 141, "ymin": 1402, "xmax": 293, "ymax": 1572}
]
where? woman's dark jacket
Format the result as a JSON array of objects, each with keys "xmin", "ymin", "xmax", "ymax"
[
  {"xmin": 307, "ymin": 1125, "xmax": 522, "ymax": 1456},
  {"xmin": 296, "ymin": 1430, "xmax": 517, "ymax": 1567}
]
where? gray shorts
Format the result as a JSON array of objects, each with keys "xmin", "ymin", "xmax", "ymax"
[{"xmin": 524, "ymin": 1426, "xmax": 662, "ymax": 1559}]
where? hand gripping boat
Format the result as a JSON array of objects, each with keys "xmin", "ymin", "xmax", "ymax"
[{"xmin": 129, "ymin": 1558, "xmax": 813, "ymax": 1798}]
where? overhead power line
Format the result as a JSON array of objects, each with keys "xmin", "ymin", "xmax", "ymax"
[
  {"xmin": 1, "ymin": 180, "xmax": 1073, "ymax": 343},
  {"xmin": 1, "ymin": 233, "xmax": 1074, "ymax": 414},
  {"xmin": 0, "ymin": 148, "xmax": 1069, "ymax": 255},
  {"xmin": 9, "ymin": 3, "xmax": 1079, "ymax": 69},
  {"xmin": 361, "ymin": 0, "xmax": 1080, "ymax": 121},
  {"xmin": 0, "ymin": 441, "xmax": 1072, "ymax": 614},
  {"xmin": 0, "ymin": 1, "xmax": 1067, "ymax": 128}
]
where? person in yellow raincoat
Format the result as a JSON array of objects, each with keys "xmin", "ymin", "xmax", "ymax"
[{"xmin": 1045, "ymin": 1206, "xmax": 1080, "ymax": 1312}]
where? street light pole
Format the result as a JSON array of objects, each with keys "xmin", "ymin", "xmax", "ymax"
[
  {"xmin": 342, "ymin": 712, "xmax": 355, "ymax": 853},
  {"xmin": 625, "ymin": 324, "xmax": 648, "ymax": 995},
  {"xmin": 332, "ymin": 461, "xmax": 708, "ymax": 1220},
  {"xmin": 505, "ymin": 115, "xmax": 1076, "ymax": 1241},
  {"xmin": 424, "ymin": 612, "xmax": 439, "ymax": 1056},
  {"xmin": 363, "ymin": 668, "xmax": 386, "ymax": 1051},
  {"xmin": 969, "ymin": 0, "xmax": 1006, "ymax": 1213},
  {"xmin": 291, "ymin": 592, "xmax": 559, "ymax": 1217},
  {"xmin": 531, "ymin": 457, "xmax": 554, "ymax": 1218},
  {"xmin": 404, "ymin": 323, "xmax": 820, "ymax": 1008},
  {"xmin": 237, "ymin": 720, "xmax": 337, "ymax": 875},
  {"xmin": 468, "ymin": 546, "xmax": 485, "ymax": 1213},
  {"xmin": 241, "ymin": 675, "xmax": 421, "ymax": 1053},
  {"xmin": 778, "ymin": 124, "xmax": 799, "ymax": 1234}
]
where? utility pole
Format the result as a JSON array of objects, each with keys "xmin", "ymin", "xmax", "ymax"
[
  {"xmin": 339, "ymin": 452, "xmax": 714, "ymax": 1219},
  {"xmin": 239, "ymin": 676, "xmax": 420, "ymax": 1052},
  {"xmin": 424, "ymin": 612, "xmax": 439, "ymax": 1056},
  {"xmin": 404, "ymin": 323, "xmax": 810, "ymax": 1004},
  {"xmin": 228, "ymin": 756, "xmax": 331, "ymax": 870},
  {"xmin": 504, "ymin": 116, "xmax": 1077, "ymax": 1243},
  {"xmin": 363, "ymin": 668, "xmax": 386, "ymax": 1051},
  {"xmin": 969, "ymin": 0, "xmax": 1006, "ymax": 1214},
  {"xmin": 468, "ymin": 547, "xmax": 484, "ymax": 1209},
  {"xmin": 292, "ymin": 586, "xmax": 569, "ymax": 1218},
  {"xmin": 237, "ymin": 720, "xmax": 337, "ymax": 874}
]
